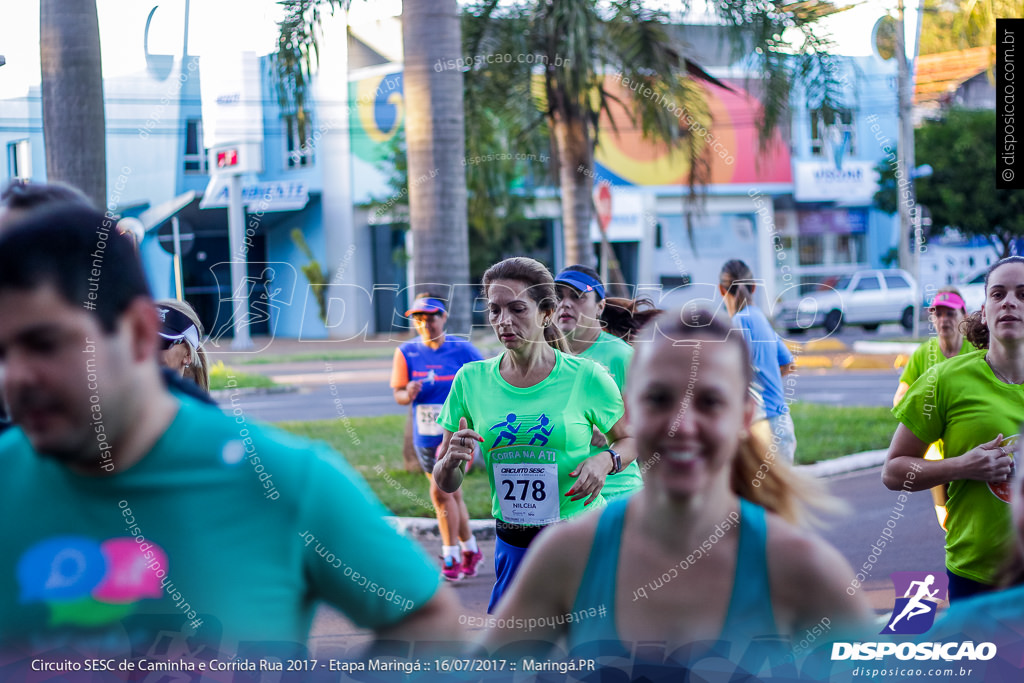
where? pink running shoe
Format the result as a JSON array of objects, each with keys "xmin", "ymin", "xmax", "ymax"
[
  {"xmin": 441, "ymin": 556, "xmax": 463, "ymax": 581},
  {"xmin": 461, "ymin": 550, "xmax": 484, "ymax": 578}
]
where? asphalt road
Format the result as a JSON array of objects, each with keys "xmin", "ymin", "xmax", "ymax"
[
  {"xmin": 220, "ymin": 364, "xmax": 905, "ymax": 422},
  {"xmin": 308, "ymin": 466, "xmax": 946, "ymax": 649}
]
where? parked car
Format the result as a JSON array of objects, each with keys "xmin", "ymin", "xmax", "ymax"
[
  {"xmin": 776, "ymin": 269, "xmax": 918, "ymax": 334},
  {"xmin": 957, "ymin": 269, "xmax": 986, "ymax": 314}
]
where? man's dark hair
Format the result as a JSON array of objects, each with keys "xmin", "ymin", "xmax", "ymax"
[
  {"xmin": 0, "ymin": 179, "xmax": 94, "ymax": 211},
  {"xmin": 0, "ymin": 204, "xmax": 150, "ymax": 332}
]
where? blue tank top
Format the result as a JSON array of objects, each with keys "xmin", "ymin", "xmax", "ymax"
[{"xmin": 569, "ymin": 497, "xmax": 777, "ymax": 649}]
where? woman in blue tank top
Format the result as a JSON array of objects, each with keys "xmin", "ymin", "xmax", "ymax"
[{"xmin": 484, "ymin": 308, "xmax": 872, "ymax": 661}]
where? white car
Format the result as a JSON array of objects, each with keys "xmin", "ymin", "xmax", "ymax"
[
  {"xmin": 956, "ymin": 270, "xmax": 986, "ymax": 314},
  {"xmin": 776, "ymin": 269, "xmax": 918, "ymax": 334}
]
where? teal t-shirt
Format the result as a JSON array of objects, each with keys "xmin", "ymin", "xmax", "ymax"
[
  {"xmin": 0, "ymin": 396, "xmax": 440, "ymax": 653},
  {"xmin": 578, "ymin": 332, "xmax": 643, "ymax": 500},
  {"xmin": 439, "ymin": 350, "xmax": 624, "ymax": 524},
  {"xmin": 893, "ymin": 350, "xmax": 1024, "ymax": 584}
]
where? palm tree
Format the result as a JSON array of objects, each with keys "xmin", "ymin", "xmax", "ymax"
[
  {"xmin": 401, "ymin": 0, "xmax": 470, "ymax": 333},
  {"xmin": 40, "ymin": 0, "xmax": 107, "ymax": 207},
  {"xmin": 273, "ymin": 0, "xmax": 471, "ymax": 332},
  {"xmin": 522, "ymin": 0, "xmax": 844, "ymax": 268}
]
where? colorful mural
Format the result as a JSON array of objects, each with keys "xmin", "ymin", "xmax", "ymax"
[
  {"xmin": 594, "ymin": 76, "xmax": 792, "ymax": 186},
  {"xmin": 350, "ymin": 71, "xmax": 404, "ymax": 163}
]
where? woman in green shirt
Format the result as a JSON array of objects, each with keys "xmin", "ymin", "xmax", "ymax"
[
  {"xmin": 554, "ymin": 264, "xmax": 661, "ymax": 501},
  {"xmin": 892, "ymin": 287, "xmax": 976, "ymax": 530},
  {"xmin": 434, "ymin": 257, "xmax": 636, "ymax": 612},
  {"xmin": 885, "ymin": 256, "xmax": 1024, "ymax": 600}
]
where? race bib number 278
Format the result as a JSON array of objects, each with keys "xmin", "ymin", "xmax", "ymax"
[{"xmin": 493, "ymin": 463, "xmax": 559, "ymax": 525}]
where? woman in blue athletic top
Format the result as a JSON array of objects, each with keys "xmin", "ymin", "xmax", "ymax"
[{"xmin": 485, "ymin": 308, "xmax": 871, "ymax": 657}]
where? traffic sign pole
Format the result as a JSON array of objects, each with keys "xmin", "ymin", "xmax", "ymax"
[
  {"xmin": 228, "ymin": 173, "xmax": 252, "ymax": 350},
  {"xmin": 171, "ymin": 216, "xmax": 183, "ymax": 300}
]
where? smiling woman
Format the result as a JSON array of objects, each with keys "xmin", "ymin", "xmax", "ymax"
[{"xmin": 483, "ymin": 308, "xmax": 871, "ymax": 660}]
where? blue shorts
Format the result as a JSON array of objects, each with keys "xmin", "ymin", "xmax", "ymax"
[{"xmin": 488, "ymin": 537, "xmax": 530, "ymax": 614}]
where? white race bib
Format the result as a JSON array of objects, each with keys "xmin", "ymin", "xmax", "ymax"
[
  {"xmin": 493, "ymin": 463, "xmax": 559, "ymax": 525},
  {"xmin": 415, "ymin": 404, "xmax": 443, "ymax": 436}
]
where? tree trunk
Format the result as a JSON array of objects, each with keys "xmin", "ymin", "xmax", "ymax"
[
  {"xmin": 402, "ymin": 409, "xmax": 420, "ymax": 473},
  {"xmin": 553, "ymin": 116, "xmax": 596, "ymax": 269},
  {"xmin": 40, "ymin": 0, "xmax": 107, "ymax": 207},
  {"xmin": 402, "ymin": 0, "xmax": 471, "ymax": 333}
]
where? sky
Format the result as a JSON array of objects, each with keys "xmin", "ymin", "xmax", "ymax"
[{"xmin": 0, "ymin": 0, "xmax": 918, "ymax": 100}]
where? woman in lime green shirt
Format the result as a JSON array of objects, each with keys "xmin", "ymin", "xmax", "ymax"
[
  {"xmin": 553, "ymin": 264, "xmax": 661, "ymax": 501},
  {"xmin": 892, "ymin": 287, "xmax": 977, "ymax": 530},
  {"xmin": 885, "ymin": 257, "xmax": 1024, "ymax": 601},
  {"xmin": 433, "ymin": 257, "xmax": 636, "ymax": 612}
]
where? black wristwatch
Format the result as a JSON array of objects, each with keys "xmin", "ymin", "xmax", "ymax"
[{"xmin": 606, "ymin": 448, "xmax": 622, "ymax": 475}]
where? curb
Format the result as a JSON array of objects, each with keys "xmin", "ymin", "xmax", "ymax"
[
  {"xmin": 851, "ymin": 341, "xmax": 923, "ymax": 355},
  {"xmin": 386, "ymin": 450, "xmax": 890, "ymax": 538},
  {"xmin": 209, "ymin": 385, "xmax": 299, "ymax": 400}
]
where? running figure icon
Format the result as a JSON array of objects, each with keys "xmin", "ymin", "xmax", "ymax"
[
  {"xmin": 885, "ymin": 574, "xmax": 939, "ymax": 632},
  {"xmin": 490, "ymin": 414, "xmax": 521, "ymax": 448},
  {"xmin": 527, "ymin": 414, "xmax": 554, "ymax": 446}
]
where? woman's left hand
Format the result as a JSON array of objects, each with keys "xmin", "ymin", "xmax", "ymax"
[{"xmin": 567, "ymin": 454, "xmax": 611, "ymax": 506}]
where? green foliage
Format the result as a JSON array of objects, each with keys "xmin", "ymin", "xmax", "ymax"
[
  {"xmin": 290, "ymin": 228, "xmax": 330, "ymax": 324},
  {"xmin": 790, "ymin": 402, "xmax": 897, "ymax": 465},
  {"xmin": 270, "ymin": 1, "xmax": 349, "ymax": 143},
  {"xmin": 874, "ymin": 109, "xmax": 1024, "ymax": 257},
  {"xmin": 208, "ymin": 362, "xmax": 278, "ymax": 390}
]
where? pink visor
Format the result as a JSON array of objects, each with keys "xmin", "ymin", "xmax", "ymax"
[{"xmin": 931, "ymin": 292, "xmax": 966, "ymax": 310}]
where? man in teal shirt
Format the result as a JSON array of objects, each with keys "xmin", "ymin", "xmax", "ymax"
[{"xmin": 0, "ymin": 205, "xmax": 461, "ymax": 658}]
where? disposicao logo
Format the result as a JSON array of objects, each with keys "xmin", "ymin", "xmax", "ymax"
[
  {"xmin": 831, "ymin": 570, "xmax": 996, "ymax": 663},
  {"xmin": 881, "ymin": 571, "xmax": 947, "ymax": 635}
]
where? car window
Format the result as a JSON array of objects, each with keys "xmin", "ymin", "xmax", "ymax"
[
  {"xmin": 969, "ymin": 272, "xmax": 986, "ymax": 284},
  {"xmin": 854, "ymin": 276, "xmax": 881, "ymax": 291},
  {"xmin": 833, "ymin": 276, "xmax": 852, "ymax": 290},
  {"xmin": 884, "ymin": 275, "xmax": 910, "ymax": 289}
]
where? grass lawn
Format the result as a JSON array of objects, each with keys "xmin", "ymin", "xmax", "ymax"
[
  {"xmin": 279, "ymin": 402, "xmax": 897, "ymax": 517},
  {"xmin": 279, "ymin": 415, "xmax": 493, "ymax": 518},
  {"xmin": 208, "ymin": 362, "xmax": 278, "ymax": 391},
  {"xmin": 791, "ymin": 401, "xmax": 896, "ymax": 465}
]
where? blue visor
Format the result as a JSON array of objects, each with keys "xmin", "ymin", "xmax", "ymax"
[
  {"xmin": 554, "ymin": 270, "xmax": 605, "ymax": 300},
  {"xmin": 406, "ymin": 297, "xmax": 447, "ymax": 316}
]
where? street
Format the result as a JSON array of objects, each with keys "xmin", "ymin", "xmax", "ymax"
[{"xmin": 220, "ymin": 363, "xmax": 905, "ymax": 422}]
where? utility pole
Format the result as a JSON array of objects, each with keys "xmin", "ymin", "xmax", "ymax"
[{"xmin": 895, "ymin": 0, "xmax": 919, "ymax": 324}]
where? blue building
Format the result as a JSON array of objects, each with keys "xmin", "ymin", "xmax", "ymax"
[{"xmin": 0, "ymin": 4, "xmax": 922, "ymax": 338}]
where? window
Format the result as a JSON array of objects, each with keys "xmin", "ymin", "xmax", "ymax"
[
  {"xmin": 184, "ymin": 120, "xmax": 207, "ymax": 173},
  {"xmin": 834, "ymin": 233, "xmax": 865, "ymax": 264},
  {"xmin": 798, "ymin": 234, "xmax": 824, "ymax": 265},
  {"xmin": 7, "ymin": 139, "xmax": 31, "ymax": 180},
  {"xmin": 884, "ymin": 274, "xmax": 911, "ymax": 289},
  {"xmin": 810, "ymin": 109, "xmax": 856, "ymax": 158},
  {"xmin": 284, "ymin": 112, "xmax": 314, "ymax": 169},
  {"xmin": 854, "ymin": 275, "xmax": 881, "ymax": 291}
]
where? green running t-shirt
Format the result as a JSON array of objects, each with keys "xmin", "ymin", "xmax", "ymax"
[
  {"xmin": 900, "ymin": 336, "xmax": 975, "ymax": 386},
  {"xmin": 439, "ymin": 350, "xmax": 624, "ymax": 524},
  {"xmin": 578, "ymin": 332, "xmax": 643, "ymax": 500},
  {"xmin": 0, "ymin": 395, "xmax": 441, "ymax": 654},
  {"xmin": 893, "ymin": 350, "xmax": 1024, "ymax": 584},
  {"xmin": 899, "ymin": 336, "xmax": 977, "ymax": 457}
]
